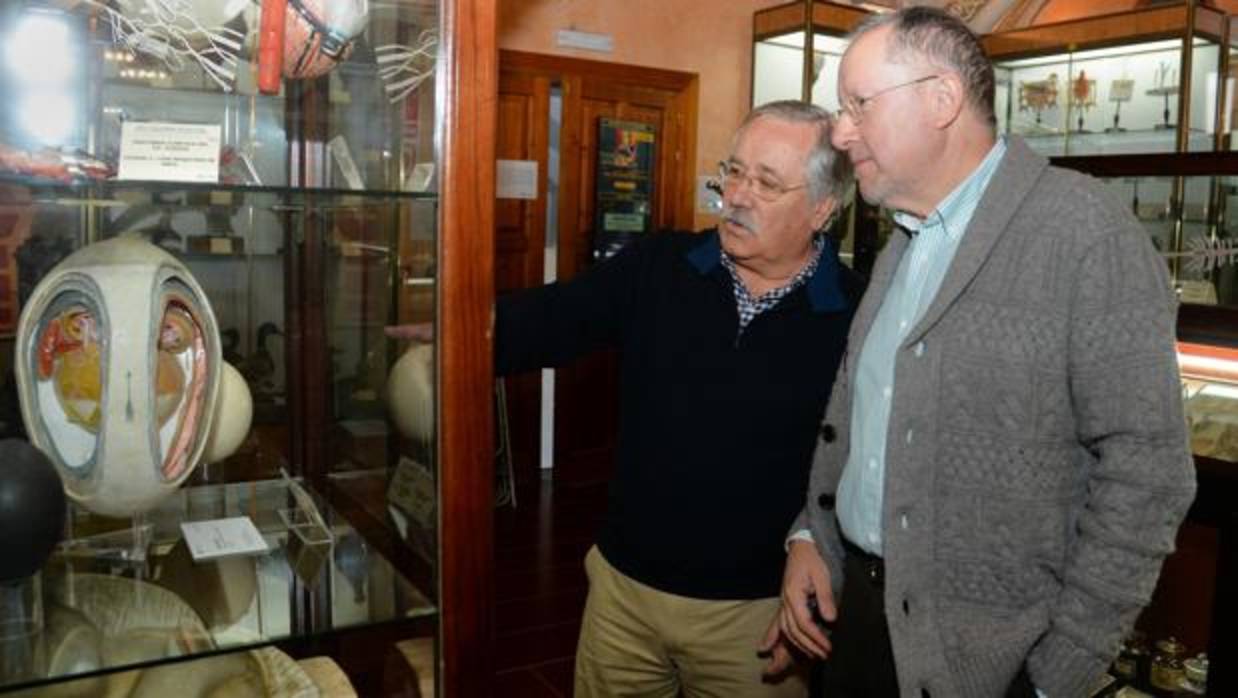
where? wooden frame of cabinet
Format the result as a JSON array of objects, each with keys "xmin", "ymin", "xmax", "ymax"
[{"xmin": 436, "ymin": 1, "xmax": 497, "ymax": 695}]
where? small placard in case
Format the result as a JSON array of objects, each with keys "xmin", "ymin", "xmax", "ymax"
[{"xmin": 180, "ymin": 516, "xmax": 269, "ymax": 562}]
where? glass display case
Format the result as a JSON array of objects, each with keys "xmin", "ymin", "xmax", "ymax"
[
  {"xmin": 1080, "ymin": 167, "xmax": 1238, "ymax": 307},
  {"xmin": 750, "ymin": 0, "xmax": 871, "ymax": 111},
  {"xmin": 0, "ymin": 0, "xmax": 495, "ymax": 695},
  {"xmin": 983, "ymin": 2, "xmax": 1229, "ymax": 157}
]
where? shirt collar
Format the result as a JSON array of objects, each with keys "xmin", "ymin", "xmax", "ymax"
[
  {"xmin": 686, "ymin": 230, "xmax": 848, "ymax": 313},
  {"xmin": 892, "ymin": 136, "xmax": 1007, "ymax": 240}
]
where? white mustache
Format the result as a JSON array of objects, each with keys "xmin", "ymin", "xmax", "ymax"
[{"xmin": 721, "ymin": 206, "xmax": 758, "ymax": 235}]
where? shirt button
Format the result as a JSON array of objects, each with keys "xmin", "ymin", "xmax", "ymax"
[
  {"xmin": 817, "ymin": 492, "xmax": 836, "ymax": 510},
  {"xmin": 899, "ymin": 319, "xmax": 908, "ymax": 331},
  {"xmin": 914, "ymin": 342, "xmax": 925, "ymax": 357},
  {"xmin": 900, "ymin": 514, "xmax": 909, "ymax": 530},
  {"xmin": 868, "ymin": 458, "xmax": 877, "ymax": 471},
  {"xmin": 868, "ymin": 531, "xmax": 879, "ymax": 545},
  {"xmin": 905, "ymin": 429, "xmax": 914, "ymax": 444},
  {"xmin": 819, "ymin": 423, "xmax": 837, "ymax": 443},
  {"xmin": 882, "ymin": 385, "xmax": 892, "ymax": 399}
]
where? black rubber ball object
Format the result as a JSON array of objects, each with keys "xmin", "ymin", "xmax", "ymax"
[{"xmin": 0, "ymin": 439, "xmax": 66, "ymax": 582}]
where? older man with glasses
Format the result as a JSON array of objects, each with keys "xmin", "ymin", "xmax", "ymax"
[
  {"xmin": 496, "ymin": 100, "xmax": 859, "ymax": 697},
  {"xmin": 764, "ymin": 7, "xmax": 1195, "ymax": 698}
]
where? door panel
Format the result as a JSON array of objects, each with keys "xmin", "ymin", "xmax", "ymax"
[{"xmin": 495, "ymin": 70, "xmax": 550, "ymax": 476}]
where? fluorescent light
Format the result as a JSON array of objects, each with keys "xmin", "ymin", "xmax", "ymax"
[{"xmin": 6, "ymin": 13, "xmax": 76, "ymax": 85}]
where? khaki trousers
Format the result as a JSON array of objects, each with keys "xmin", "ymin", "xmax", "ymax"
[{"xmin": 574, "ymin": 546, "xmax": 808, "ymax": 698}]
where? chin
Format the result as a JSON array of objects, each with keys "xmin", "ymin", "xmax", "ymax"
[
  {"xmin": 718, "ymin": 225, "xmax": 748, "ymax": 248},
  {"xmin": 857, "ymin": 183, "xmax": 888, "ymax": 208}
]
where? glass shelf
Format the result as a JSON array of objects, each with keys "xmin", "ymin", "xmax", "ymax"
[
  {"xmin": 0, "ymin": 478, "xmax": 432, "ymax": 694},
  {"xmin": 1, "ymin": 173, "xmax": 439, "ymax": 202}
]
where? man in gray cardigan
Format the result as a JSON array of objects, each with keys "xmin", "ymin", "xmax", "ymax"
[{"xmin": 760, "ymin": 7, "xmax": 1196, "ymax": 698}]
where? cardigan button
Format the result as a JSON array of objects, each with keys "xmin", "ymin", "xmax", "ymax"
[
  {"xmin": 819, "ymin": 424, "xmax": 836, "ymax": 442},
  {"xmin": 817, "ymin": 492, "xmax": 835, "ymax": 510}
]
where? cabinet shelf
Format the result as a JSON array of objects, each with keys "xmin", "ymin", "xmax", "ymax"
[{"xmin": 2, "ymin": 173, "xmax": 439, "ymax": 204}]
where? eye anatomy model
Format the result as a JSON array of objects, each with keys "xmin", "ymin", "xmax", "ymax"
[
  {"xmin": 37, "ymin": 307, "xmax": 103, "ymax": 432},
  {"xmin": 15, "ymin": 237, "xmax": 243, "ymax": 518}
]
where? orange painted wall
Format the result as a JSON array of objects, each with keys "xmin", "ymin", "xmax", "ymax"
[{"xmin": 499, "ymin": 0, "xmax": 788, "ymax": 229}]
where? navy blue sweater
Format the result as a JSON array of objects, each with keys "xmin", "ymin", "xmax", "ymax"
[{"xmin": 497, "ymin": 231, "xmax": 857, "ymax": 599}]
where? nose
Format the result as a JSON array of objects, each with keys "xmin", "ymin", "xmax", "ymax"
[
  {"xmin": 723, "ymin": 175, "xmax": 756, "ymax": 208},
  {"xmin": 830, "ymin": 112, "xmax": 858, "ymax": 150}
]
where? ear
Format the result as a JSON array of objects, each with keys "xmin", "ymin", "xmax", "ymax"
[
  {"xmin": 929, "ymin": 72, "xmax": 966, "ymax": 129},
  {"xmin": 810, "ymin": 197, "xmax": 838, "ymax": 233}
]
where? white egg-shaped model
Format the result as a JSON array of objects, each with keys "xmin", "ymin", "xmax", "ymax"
[
  {"xmin": 385, "ymin": 343, "xmax": 433, "ymax": 442},
  {"xmin": 15, "ymin": 237, "xmax": 221, "ymax": 518},
  {"xmin": 203, "ymin": 362, "xmax": 252, "ymax": 464}
]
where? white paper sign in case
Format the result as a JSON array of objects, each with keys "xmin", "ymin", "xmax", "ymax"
[
  {"xmin": 118, "ymin": 121, "xmax": 222, "ymax": 183},
  {"xmin": 180, "ymin": 516, "xmax": 269, "ymax": 562}
]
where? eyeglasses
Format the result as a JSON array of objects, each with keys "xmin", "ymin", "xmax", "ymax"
[
  {"xmin": 717, "ymin": 159, "xmax": 807, "ymax": 202},
  {"xmin": 833, "ymin": 74, "xmax": 940, "ymax": 126}
]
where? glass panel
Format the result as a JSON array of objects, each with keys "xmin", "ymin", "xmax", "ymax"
[
  {"xmin": 0, "ymin": 478, "xmax": 431, "ymax": 692},
  {"xmin": 995, "ymin": 39, "xmax": 1217, "ymax": 156},
  {"xmin": 1187, "ymin": 40, "xmax": 1221, "ymax": 152},
  {"xmin": 1213, "ymin": 177, "xmax": 1238, "ymax": 305},
  {"xmin": 1097, "ymin": 174, "xmax": 1237, "ymax": 308},
  {"xmin": 751, "ymin": 32, "xmax": 848, "ymax": 110},
  {"xmin": 1102, "ymin": 175, "xmax": 1176, "ymax": 252},
  {"xmin": 1228, "ymin": 16, "xmax": 1238, "ymax": 148},
  {"xmin": 753, "ymin": 31, "xmax": 807, "ymax": 106},
  {"xmin": 811, "ymin": 33, "xmax": 847, "ymax": 111}
]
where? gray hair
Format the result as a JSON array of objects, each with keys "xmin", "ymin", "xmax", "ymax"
[
  {"xmin": 734, "ymin": 100, "xmax": 854, "ymax": 208},
  {"xmin": 850, "ymin": 6, "xmax": 996, "ymax": 126}
]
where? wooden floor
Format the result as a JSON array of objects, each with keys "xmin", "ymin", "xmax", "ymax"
[{"xmin": 494, "ymin": 472, "xmax": 607, "ymax": 696}]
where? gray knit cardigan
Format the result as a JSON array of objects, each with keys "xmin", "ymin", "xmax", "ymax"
[{"xmin": 794, "ymin": 136, "xmax": 1196, "ymax": 698}]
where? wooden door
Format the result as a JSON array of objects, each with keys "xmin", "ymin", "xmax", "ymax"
[
  {"xmin": 498, "ymin": 51, "xmax": 697, "ymax": 485},
  {"xmin": 495, "ymin": 69, "xmax": 551, "ymax": 477}
]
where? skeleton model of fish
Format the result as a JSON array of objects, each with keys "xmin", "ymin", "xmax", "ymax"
[{"xmin": 15, "ymin": 236, "xmax": 241, "ymax": 518}]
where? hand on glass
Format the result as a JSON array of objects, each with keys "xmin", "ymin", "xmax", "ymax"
[{"xmin": 384, "ymin": 322, "xmax": 434, "ymax": 343}]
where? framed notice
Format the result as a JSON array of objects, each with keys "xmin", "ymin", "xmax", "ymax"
[{"xmin": 593, "ymin": 119, "xmax": 655, "ymax": 260}]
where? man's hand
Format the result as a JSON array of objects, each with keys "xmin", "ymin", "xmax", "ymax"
[
  {"xmin": 758, "ymin": 615, "xmax": 798, "ymax": 677},
  {"xmin": 384, "ymin": 322, "xmax": 434, "ymax": 343},
  {"xmin": 778, "ymin": 539, "xmax": 835, "ymax": 659}
]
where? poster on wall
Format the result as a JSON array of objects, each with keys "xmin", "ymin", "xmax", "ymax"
[{"xmin": 593, "ymin": 118, "xmax": 655, "ymax": 260}]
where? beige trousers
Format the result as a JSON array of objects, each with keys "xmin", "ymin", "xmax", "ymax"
[{"xmin": 573, "ymin": 546, "xmax": 808, "ymax": 698}]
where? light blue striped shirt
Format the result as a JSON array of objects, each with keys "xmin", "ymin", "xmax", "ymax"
[{"xmin": 836, "ymin": 138, "xmax": 1007, "ymax": 556}]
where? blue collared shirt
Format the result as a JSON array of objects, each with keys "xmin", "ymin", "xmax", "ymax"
[
  {"xmin": 836, "ymin": 138, "xmax": 1007, "ymax": 556},
  {"xmin": 684, "ymin": 232, "xmax": 849, "ymax": 317},
  {"xmin": 720, "ymin": 237, "xmax": 825, "ymax": 333}
]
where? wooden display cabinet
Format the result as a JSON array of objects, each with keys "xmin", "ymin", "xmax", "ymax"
[{"xmin": 0, "ymin": 0, "xmax": 495, "ymax": 695}]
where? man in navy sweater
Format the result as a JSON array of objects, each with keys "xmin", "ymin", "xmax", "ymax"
[{"xmin": 496, "ymin": 100, "xmax": 859, "ymax": 697}]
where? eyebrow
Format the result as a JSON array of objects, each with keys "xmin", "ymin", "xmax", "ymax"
[{"xmin": 729, "ymin": 157, "xmax": 785, "ymax": 180}]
